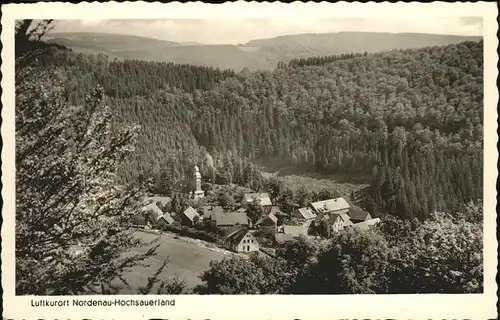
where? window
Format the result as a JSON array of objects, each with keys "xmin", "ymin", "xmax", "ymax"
[
  {"xmin": 243, "ymin": 240, "xmax": 246, "ymax": 243},
  {"xmin": 251, "ymin": 239, "xmax": 254, "ymax": 243}
]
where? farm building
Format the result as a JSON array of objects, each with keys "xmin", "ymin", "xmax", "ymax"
[
  {"xmin": 180, "ymin": 206, "xmax": 200, "ymax": 226},
  {"xmin": 212, "ymin": 212, "xmax": 249, "ymax": 228},
  {"xmin": 224, "ymin": 229, "xmax": 259, "ymax": 253},
  {"xmin": 293, "ymin": 207, "xmax": 316, "ymax": 220},
  {"xmin": 348, "ymin": 205, "xmax": 373, "ymax": 223},
  {"xmin": 329, "ymin": 213, "xmax": 354, "ymax": 232},
  {"xmin": 255, "ymin": 211, "xmax": 278, "ymax": 227},
  {"xmin": 352, "ymin": 218, "xmax": 382, "ymax": 231},
  {"xmin": 310, "ymin": 197, "xmax": 350, "ymax": 215}
]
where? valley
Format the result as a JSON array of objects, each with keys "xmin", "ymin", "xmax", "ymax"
[
  {"xmin": 44, "ymin": 31, "xmax": 481, "ymax": 71},
  {"xmin": 15, "ymin": 18, "xmax": 485, "ymax": 296}
]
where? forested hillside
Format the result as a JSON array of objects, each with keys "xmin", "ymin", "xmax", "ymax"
[
  {"xmin": 35, "ymin": 40, "xmax": 483, "ymax": 220},
  {"xmin": 247, "ymin": 32, "xmax": 481, "ymax": 62},
  {"xmin": 44, "ymin": 32, "xmax": 481, "ymax": 71}
]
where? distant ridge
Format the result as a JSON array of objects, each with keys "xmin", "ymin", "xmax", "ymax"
[{"xmin": 44, "ymin": 31, "xmax": 482, "ymax": 71}]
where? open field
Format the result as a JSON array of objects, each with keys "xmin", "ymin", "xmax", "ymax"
[
  {"xmin": 255, "ymin": 158, "xmax": 370, "ymax": 198},
  {"xmin": 113, "ymin": 230, "xmax": 235, "ymax": 293}
]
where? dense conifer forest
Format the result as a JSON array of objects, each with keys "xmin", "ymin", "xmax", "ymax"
[{"xmin": 33, "ymin": 40, "xmax": 483, "ymax": 221}]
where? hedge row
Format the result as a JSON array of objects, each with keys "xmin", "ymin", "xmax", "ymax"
[{"xmin": 157, "ymin": 223, "xmax": 220, "ymax": 243}]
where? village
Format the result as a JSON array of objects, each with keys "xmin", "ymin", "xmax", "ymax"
[{"xmin": 135, "ymin": 165, "xmax": 381, "ymax": 254}]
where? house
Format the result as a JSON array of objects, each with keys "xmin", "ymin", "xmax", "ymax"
[
  {"xmin": 242, "ymin": 192, "xmax": 273, "ymax": 208},
  {"xmin": 180, "ymin": 206, "xmax": 200, "ymax": 226},
  {"xmin": 141, "ymin": 203, "xmax": 163, "ymax": 219},
  {"xmin": 348, "ymin": 205, "xmax": 373, "ymax": 223},
  {"xmin": 133, "ymin": 202, "xmax": 163, "ymax": 226},
  {"xmin": 202, "ymin": 205, "xmax": 224, "ymax": 220},
  {"xmin": 255, "ymin": 211, "xmax": 278, "ymax": 227},
  {"xmin": 157, "ymin": 212, "xmax": 175, "ymax": 226},
  {"xmin": 352, "ymin": 218, "xmax": 381, "ymax": 231},
  {"xmin": 329, "ymin": 213, "xmax": 353, "ymax": 233},
  {"xmin": 212, "ymin": 212, "xmax": 249, "ymax": 228},
  {"xmin": 293, "ymin": 207, "xmax": 316, "ymax": 220},
  {"xmin": 309, "ymin": 197, "xmax": 350, "ymax": 215},
  {"xmin": 224, "ymin": 229, "xmax": 259, "ymax": 253},
  {"xmin": 172, "ymin": 165, "xmax": 205, "ymax": 200}
]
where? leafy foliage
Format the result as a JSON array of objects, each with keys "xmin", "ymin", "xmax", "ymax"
[
  {"xmin": 15, "ymin": 20, "xmax": 184, "ymax": 295},
  {"xmin": 195, "ymin": 203, "xmax": 483, "ymax": 294},
  {"xmin": 15, "ymin": 66, "xmax": 155, "ymax": 294}
]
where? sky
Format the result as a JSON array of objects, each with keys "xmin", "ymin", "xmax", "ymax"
[{"xmin": 48, "ymin": 3, "xmax": 484, "ymax": 45}]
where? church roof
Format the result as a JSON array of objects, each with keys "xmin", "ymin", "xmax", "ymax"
[
  {"xmin": 173, "ymin": 180, "xmax": 194, "ymax": 194},
  {"xmin": 144, "ymin": 196, "xmax": 172, "ymax": 207}
]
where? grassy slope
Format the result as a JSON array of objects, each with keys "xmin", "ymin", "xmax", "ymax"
[{"xmin": 114, "ymin": 230, "xmax": 234, "ymax": 293}]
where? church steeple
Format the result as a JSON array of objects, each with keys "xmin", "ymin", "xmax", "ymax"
[{"xmin": 192, "ymin": 165, "xmax": 204, "ymax": 200}]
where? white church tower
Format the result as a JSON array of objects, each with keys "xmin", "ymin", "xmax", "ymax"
[{"xmin": 192, "ymin": 165, "xmax": 205, "ymax": 200}]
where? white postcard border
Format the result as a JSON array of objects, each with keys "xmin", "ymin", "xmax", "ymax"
[{"xmin": 1, "ymin": 2, "xmax": 498, "ymax": 319}]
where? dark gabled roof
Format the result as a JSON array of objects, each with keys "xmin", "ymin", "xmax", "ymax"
[
  {"xmin": 349, "ymin": 206, "xmax": 372, "ymax": 221},
  {"xmin": 225, "ymin": 228, "xmax": 255, "ymax": 245},
  {"xmin": 329, "ymin": 213, "xmax": 353, "ymax": 226},
  {"xmin": 256, "ymin": 211, "xmax": 278, "ymax": 226},
  {"xmin": 158, "ymin": 213, "xmax": 175, "ymax": 224},
  {"xmin": 213, "ymin": 212, "xmax": 249, "ymax": 226}
]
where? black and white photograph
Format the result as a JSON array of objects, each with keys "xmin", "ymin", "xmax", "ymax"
[{"xmin": 2, "ymin": 1, "xmax": 498, "ymax": 319}]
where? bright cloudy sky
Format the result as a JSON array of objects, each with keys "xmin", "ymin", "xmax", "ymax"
[{"xmin": 48, "ymin": 3, "xmax": 484, "ymax": 44}]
